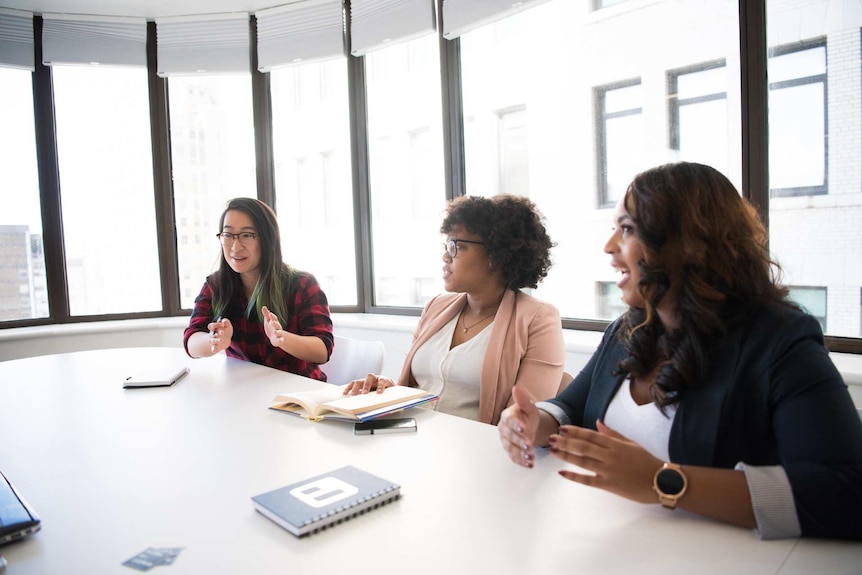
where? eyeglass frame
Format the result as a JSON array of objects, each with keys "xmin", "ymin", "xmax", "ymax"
[
  {"xmin": 216, "ymin": 232, "xmax": 259, "ymax": 246},
  {"xmin": 442, "ymin": 238, "xmax": 485, "ymax": 258}
]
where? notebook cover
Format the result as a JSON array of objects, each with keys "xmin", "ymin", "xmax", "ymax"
[{"xmin": 251, "ymin": 466, "xmax": 400, "ymax": 537}]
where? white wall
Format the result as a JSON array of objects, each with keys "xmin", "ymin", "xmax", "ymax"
[{"xmin": 1, "ymin": 314, "xmax": 859, "ymax": 408}]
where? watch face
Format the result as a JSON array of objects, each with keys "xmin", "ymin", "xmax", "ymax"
[{"xmin": 656, "ymin": 468, "xmax": 685, "ymax": 496}]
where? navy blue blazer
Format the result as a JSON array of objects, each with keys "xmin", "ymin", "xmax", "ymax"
[{"xmin": 548, "ymin": 303, "xmax": 862, "ymax": 540}]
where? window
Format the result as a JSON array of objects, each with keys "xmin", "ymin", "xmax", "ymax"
[
  {"xmin": 497, "ymin": 106, "xmax": 530, "ymax": 197},
  {"xmin": 168, "ymin": 75, "xmax": 256, "ymax": 309},
  {"xmin": 52, "ymin": 65, "xmax": 160, "ymax": 316},
  {"xmin": 669, "ymin": 61, "xmax": 732, "ymax": 180},
  {"xmin": 458, "ymin": 0, "xmax": 741, "ymax": 325},
  {"xmin": 366, "ymin": 34, "xmax": 446, "ymax": 308},
  {"xmin": 597, "ymin": 81, "xmax": 645, "ymax": 207},
  {"xmin": 596, "ymin": 282, "xmax": 627, "ymax": 321},
  {"xmin": 768, "ymin": 43, "xmax": 827, "ymax": 197},
  {"xmin": 788, "ymin": 286, "xmax": 827, "ymax": 333},
  {"xmin": 272, "ymin": 58, "xmax": 357, "ymax": 306},
  {"xmin": 0, "ymin": 67, "xmax": 46, "ymax": 321}
]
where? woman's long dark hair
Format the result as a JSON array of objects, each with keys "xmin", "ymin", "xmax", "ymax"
[
  {"xmin": 209, "ymin": 198, "xmax": 294, "ymax": 322},
  {"xmin": 618, "ymin": 162, "xmax": 795, "ymax": 408}
]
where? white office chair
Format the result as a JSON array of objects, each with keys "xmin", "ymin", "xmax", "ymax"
[
  {"xmin": 322, "ymin": 335, "xmax": 385, "ymax": 386},
  {"xmin": 558, "ymin": 371, "xmax": 573, "ymax": 395}
]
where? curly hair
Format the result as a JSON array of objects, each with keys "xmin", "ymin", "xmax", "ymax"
[
  {"xmin": 617, "ymin": 162, "xmax": 795, "ymax": 408},
  {"xmin": 440, "ymin": 194, "xmax": 555, "ymax": 290}
]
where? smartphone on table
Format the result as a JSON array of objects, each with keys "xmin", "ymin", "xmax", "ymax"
[{"xmin": 354, "ymin": 417, "xmax": 417, "ymax": 435}]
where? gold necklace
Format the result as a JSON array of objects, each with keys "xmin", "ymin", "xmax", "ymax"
[{"xmin": 460, "ymin": 308, "xmax": 497, "ymax": 333}]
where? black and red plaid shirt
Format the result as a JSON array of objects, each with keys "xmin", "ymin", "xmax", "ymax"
[{"xmin": 183, "ymin": 270, "xmax": 334, "ymax": 380}]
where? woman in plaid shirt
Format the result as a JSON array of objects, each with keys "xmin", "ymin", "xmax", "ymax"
[{"xmin": 184, "ymin": 198, "xmax": 334, "ymax": 380}]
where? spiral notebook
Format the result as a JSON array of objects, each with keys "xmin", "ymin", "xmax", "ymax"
[{"xmin": 251, "ymin": 466, "xmax": 400, "ymax": 537}]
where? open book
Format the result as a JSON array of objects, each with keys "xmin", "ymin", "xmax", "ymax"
[{"xmin": 269, "ymin": 384, "xmax": 438, "ymax": 422}]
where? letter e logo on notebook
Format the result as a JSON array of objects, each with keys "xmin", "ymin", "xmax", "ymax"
[{"xmin": 290, "ymin": 476, "xmax": 359, "ymax": 508}]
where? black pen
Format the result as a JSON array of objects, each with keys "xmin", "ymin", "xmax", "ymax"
[{"xmin": 210, "ymin": 316, "xmax": 223, "ymax": 353}]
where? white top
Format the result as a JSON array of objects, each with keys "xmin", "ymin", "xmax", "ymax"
[
  {"xmin": 602, "ymin": 378, "xmax": 676, "ymax": 462},
  {"xmin": 411, "ymin": 314, "xmax": 492, "ymax": 422}
]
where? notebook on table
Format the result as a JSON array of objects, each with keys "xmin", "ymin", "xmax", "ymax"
[
  {"xmin": 251, "ymin": 466, "xmax": 400, "ymax": 537},
  {"xmin": 0, "ymin": 470, "xmax": 41, "ymax": 545}
]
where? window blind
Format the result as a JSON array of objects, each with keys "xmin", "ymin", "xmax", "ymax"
[
  {"xmin": 442, "ymin": 0, "xmax": 551, "ymax": 39},
  {"xmin": 0, "ymin": 8, "xmax": 33, "ymax": 70},
  {"xmin": 41, "ymin": 13, "xmax": 147, "ymax": 67},
  {"xmin": 256, "ymin": 0, "xmax": 344, "ymax": 71},
  {"xmin": 349, "ymin": 0, "xmax": 436, "ymax": 56},
  {"xmin": 156, "ymin": 13, "xmax": 250, "ymax": 76}
]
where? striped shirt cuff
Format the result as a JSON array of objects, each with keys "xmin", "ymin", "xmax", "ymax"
[
  {"xmin": 735, "ymin": 462, "xmax": 801, "ymax": 540},
  {"xmin": 535, "ymin": 401, "xmax": 571, "ymax": 427}
]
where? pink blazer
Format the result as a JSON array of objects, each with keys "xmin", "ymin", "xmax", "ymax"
[{"xmin": 397, "ymin": 290, "xmax": 565, "ymax": 425}]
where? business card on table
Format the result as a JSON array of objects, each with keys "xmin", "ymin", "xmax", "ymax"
[{"xmin": 122, "ymin": 547, "xmax": 184, "ymax": 571}]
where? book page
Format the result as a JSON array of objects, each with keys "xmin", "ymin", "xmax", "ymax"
[
  {"xmin": 320, "ymin": 386, "xmax": 430, "ymax": 417},
  {"xmin": 271, "ymin": 385, "xmax": 345, "ymax": 416}
]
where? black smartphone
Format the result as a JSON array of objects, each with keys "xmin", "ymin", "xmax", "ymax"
[{"xmin": 354, "ymin": 417, "xmax": 417, "ymax": 435}]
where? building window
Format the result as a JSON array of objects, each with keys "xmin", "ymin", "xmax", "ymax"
[
  {"xmin": 0, "ymin": 68, "xmax": 46, "ymax": 321},
  {"xmin": 788, "ymin": 286, "xmax": 827, "ymax": 333},
  {"xmin": 768, "ymin": 41, "xmax": 827, "ymax": 197},
  {"xmin": 596, "ymin": 81, "xmax": 644, "ymax": 207},
  {"xmin": 669, "ymin": 61, "xmax": 731, "ymax": 179},
  {"xmin": 497, "ymin": 106, "xmax": 530, "ymax": 197},
  {"xmin": 596, "ymin": 282, "xmax": 627, "ymax": 321}
]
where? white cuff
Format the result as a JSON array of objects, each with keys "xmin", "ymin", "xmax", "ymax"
[
  {"xmin": 735, "ymin": 462, "xmax": 801, "ymax": 540},
  {"xmin": 535, "ymin": 401, "xmax": 571, "ymax": 427}
]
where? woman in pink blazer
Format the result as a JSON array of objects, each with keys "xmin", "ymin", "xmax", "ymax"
[{"xmin": 345, "ymin": 195, "xmax": 564, "ymax": 425}]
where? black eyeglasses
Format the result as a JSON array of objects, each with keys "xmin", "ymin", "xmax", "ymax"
[
  {"xmin": 217, "ymin": 232, "xmax": 259, "ymax": 246},
  {"xmin": 442, "ymin": 238, "xmax": 484, "ymax": 258}
]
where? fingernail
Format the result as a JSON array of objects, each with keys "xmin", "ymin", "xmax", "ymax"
[
  {"xmin": 516, "ymin": 426, "xmax": 524, "ymax": 434},
  {"xmin": 548, "ymin": 435, "xmax": 557, "ymax": 444},
  {"xmin": 549, "ymin": 446, "xmax": 559, "ymax": 454}
]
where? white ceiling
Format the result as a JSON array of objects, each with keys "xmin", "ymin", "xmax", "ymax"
[{"xmin": 1, "ymin": 0, "xmax": 292, "ymax": 19}]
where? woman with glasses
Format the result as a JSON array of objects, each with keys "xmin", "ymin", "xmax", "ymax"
[
  {"xmin": 344, "ymin": 194, "xmax": 564, "ymax": 425},
  {"xmin": 183, "ymin": 198, "xmax": 334, "ymax": 380},
  {"xmin": 497, "ymin": 162, "xmax": 862, "ymax": 540}
]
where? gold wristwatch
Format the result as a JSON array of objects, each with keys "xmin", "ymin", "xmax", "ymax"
[{"xmin": 652, "ymin": 462, "xmax": 688, "ymax": 509}]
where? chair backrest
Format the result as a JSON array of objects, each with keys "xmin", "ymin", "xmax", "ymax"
[
  {"xmin": 321, "ymin": 335, "xmax": 385, "ymax": 386},
  {"xmin": 558, "ymin": 371, "xmax": 573, "ymax": 395}
]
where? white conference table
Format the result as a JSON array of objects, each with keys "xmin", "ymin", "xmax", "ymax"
[{"xmin": 0, "ymin": 347, "xmax": 859, "ymax": 575}]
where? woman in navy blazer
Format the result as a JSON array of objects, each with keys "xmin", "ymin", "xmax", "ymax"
[{"xmin": 498, "ymin": 162, "xmax": 862, "ymax": 540}]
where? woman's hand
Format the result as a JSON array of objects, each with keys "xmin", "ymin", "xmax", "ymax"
[
  {"xmin": 498, "ymin": 386, "xmax": 541, "ymax": 468},
  {"xmin": 262, "ymin": 306, "xmax": 285, "ymax": 348},
  {"xmin": 342, "ymin": 374, "xmax": 396, "ymax": 395},
  {"xmin": 550, "ymin": 420, "xmax": 662, "ymax": 504},
  {"xmin": 208, "ymin": 317, "xmax": 233, "ymax": 354}
]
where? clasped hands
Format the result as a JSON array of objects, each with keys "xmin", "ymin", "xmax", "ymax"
[{"xmin": 498, "ymin": 386, "xmax": 663, "ymax": 505}]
